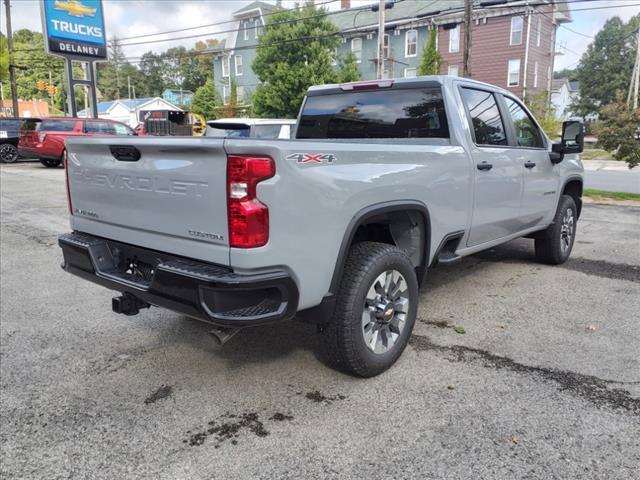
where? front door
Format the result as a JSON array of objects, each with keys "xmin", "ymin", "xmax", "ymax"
[
  {"xmin": 501, "ymin": 95, "xmax": 559, "ymax": 228},
  {"xmin": 460, "ymin": 87, "xmax": 524, "ymax": 247}
]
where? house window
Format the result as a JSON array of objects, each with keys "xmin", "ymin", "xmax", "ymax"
[
  {"xmin": 255, "ymin": 19, "xmax": 263, "ymax": 37},
  {"xmin": 536, "ymin": 17, "xmax": 541, "ymax": 47},
  {"xmin": 351, "ymin": 37, "xmax": 362, "ymax": 63},
  {"xmin": 449, "ymin": 25, "xmax": 460, "ymax": 53},
  {"xmin": 448, "ymin": 65, "xmax": 459, "ymax": 77},
  {"xmin": 235, "ymin": 55, "xmax": 243, "ymax": 76},
  {"xmin": 223, "ymin": 84, "xmax": 230, "ymax": 105},
  {"xmin": 244, "ymin": 21, "xmax": 248, "ymax": 41},
  {"xmin": 405, "ymin": 30, "xmax": 417, "ymax": 57},
  {"xmin": 404, "ymin": 67, "xmax": 417, "ymax": 78},
  {"xmin": 510, "ymin": 16, "xmax": 523, "ymax": 45},
  {"xmin": 237, "ymin": 86, "xmax": 245, "ymax": 103},
  {"xmin": 508, "ymin": 59, "xmax": 521, "ymax": 86},
  {"xmin": 222, "ymin": 55, "xmax": 229, "ymax": 77},
  {"xmin": 533, "ymin": 61, "xmax": 539, "ymax": 88}
]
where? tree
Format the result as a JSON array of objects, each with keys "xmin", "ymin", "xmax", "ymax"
[
  {"xmin": 252, "ymin": 2, "xmax": 342, "ymax": 118},
  {"xmin": 553, "ymin": 68, "xmax": 577, "ymax": 80},
  {"xmin": 0, "ymin": 34, "xmax": 8, "ymax": 84},
  {"xmin": 336, "ymin": 53, "xmax": 361, "ymax": 83},
  {"xmin": 180, "ymin": 39, "xmax": 216, "ymax": 92},
  {"xmin": 138, "ymin": 51, "xmax": 165, "ymax": 97},
  {"xmin": 525, "ymin": 92, "xmax": 561, "ymax": 139},
  {"xmin": 418, "ymin": 28, "xmax": 441, "ymax": 76},
  {"xmin": 191, "ymin": 78, "xmax": 219, "ymax": 120},
  {"xmin": 573, "ymin": 15, "xmax": 639, "ymax": 117},
  {"xmin": 97, "ymin": 37, "xmax": 129, "ymax": 100},
  {"xmin": 596, "ymin": 100, "xmax": 640, "ymax": 169}
]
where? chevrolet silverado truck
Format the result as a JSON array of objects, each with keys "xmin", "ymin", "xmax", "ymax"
[{"xmin": 58, "ymin": 76, "xmax": 584, "ymax": 377}]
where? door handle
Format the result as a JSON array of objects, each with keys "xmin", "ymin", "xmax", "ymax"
[
  {"xmin": 524, "ymin": 161, "xmax": 536, "ymax": 169},
  {"xmin": 477, "ymin": 162, "xmax": 493, "ymax": 171},
  {"xmin": 110, "ymin": 145, "xmax": 141, "ymax": 162}
]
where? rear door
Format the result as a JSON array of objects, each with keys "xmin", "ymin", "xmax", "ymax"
[
  {"xmin": 460, "ymin": 86, "xmax": 524, "ymax": 246},
  {"xmin": 65, "ymin": 136, "xmax": 230, "ymax": 265},
  {"xmin": 19, "ymin": 119, "xmax": 42, "ymax": 147},
  {"xmin": 500, "ymin": 95, "xmax": 558, "ymax": 227}
]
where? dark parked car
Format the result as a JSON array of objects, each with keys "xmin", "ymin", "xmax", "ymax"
[{"xmin": 0, "ymin": 117, "xmax": 28, "ymax": 163}]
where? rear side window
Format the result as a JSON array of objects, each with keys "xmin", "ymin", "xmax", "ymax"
[
  {"xmin": 20, "ymin": 120, "xmax": 41, "ymax": 132},
  {"xmin": 297, "ymin": 88, "xmax": 449, "ymax": 139},
  {"xmin": 41, "ymin": 120, "xmax": 77, "ymax": 132},
  {"xmin": 461, "ymin": 88, "xmax": 507, "ymax": 146},
  {"xmin": 253, "ymin": 124, "xmax": 283, "ymax": 139},
  {"xmin": 0, "ymin": 119, "xmax": 23, "ymax": 132},
  {"xmin": 85, "ymin": 121, "xmax": 116, "ymax": 134}
]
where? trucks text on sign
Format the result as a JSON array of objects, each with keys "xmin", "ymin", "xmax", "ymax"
[{"xmin": 41, "ymin": 0, "xmax": 107, "ymax": 59}]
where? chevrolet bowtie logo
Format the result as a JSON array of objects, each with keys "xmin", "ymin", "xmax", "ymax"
[{"xmin": 54, "ymin": 0, "xmax": 96, "ymax": 18}]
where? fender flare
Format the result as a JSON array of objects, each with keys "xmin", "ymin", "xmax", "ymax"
[
  {"xmin": 328, "ymin": 200, "xmax": 432, "ymax": 295},
  {"xmin": 559, "ymin": 175, "xmax": 584, "ymax": 218}
]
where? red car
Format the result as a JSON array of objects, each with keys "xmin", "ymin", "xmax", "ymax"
[{"xmin": 19, "ymin": 117, "xmax": 136, "ymax": 168}]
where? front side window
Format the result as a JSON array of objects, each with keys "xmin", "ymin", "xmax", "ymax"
[
  {"xmin": 113, "ymin": 123, "xmax": 133, "ymax": 135},
  {"xmin": 297, "ymin": 87, "xmax": 449, "ymax": 139},
  {"xmin": 503, "ymin": 97, "xmax": 544, "ymax": 148},
  {"xmin": 221, "ymin": 56, "xmax": 229, "ymax": 77},
  {"xmin": 508, "ymin": 59, "xmax": 521, "ymax": 86},
  {"xmin": 235, "ymin": 55, "xmax": 243, "ymax": 76},
  {"xmin": 461, "ymin": 88, "xmax": 507, "ymax": 146},
  {"xmin": 510, "ymin": 16, "xmax": 523, "ymax": 45},
  {"xmin": 85, "ymin": 121, "xmax": 115, "ymax": 134},
  {"xmin": 351, "ymin": 37, "xmax": 362, "ymax": 63},
  {"xmin": 449, "ymin": 25, "xmax": 460, "ymax": 53},
  {"xmin": 448, "ymin": 65, "xmax": 459, "ymax": 76},
  {"xmin": 405, "ymin": 30, "xmax": 417, "ymax": 57}
]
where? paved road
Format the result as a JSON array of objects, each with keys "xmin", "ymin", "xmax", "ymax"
[
  {"xmin": 1, "ymin": 163, "xmax": 639, "ymax": 479},
  {"xmin": 584, "ymin": 169, "xmax": 640, "ymax": 194}
]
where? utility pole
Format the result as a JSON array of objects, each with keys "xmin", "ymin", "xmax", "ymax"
[
  {"xmin": 463, "ymin": 0, "xmax": 472, "ymax": 77},
  {"xmin": 377, "ymin": 0, "xmax": 386, "ymax": 79},
  {"xmin": 628, "ymin": 30, "xmax": 640, "ymax": 110},
  {"xmin": 127, "ymin": 75, "xmax": 131, "ymax": 99},
  {"xmin": 4, "ymin": 0, "xmax": 19, "ymax": 117}
]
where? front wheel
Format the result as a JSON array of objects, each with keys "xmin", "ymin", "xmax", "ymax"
[
  {"xmin": 0, "ymin": 143, "xmax": 19, "ymax": 163},
  {"xmin": 320, "ymin": 241, "xmax": 418, "ymax": 377},
  {"xmin": 40, "ymin": 157, "xmax": 62, "ymax": 168},
  {"xmin": 535, "ymin": 195, "xmax": 577, "ymax": 265}
]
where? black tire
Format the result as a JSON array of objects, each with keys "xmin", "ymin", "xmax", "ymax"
[
  {"xmin": 0, "ymin": 143, "xmax": 19, "ymax": 163},
  {"xmin": 40, "ymin": 157, "xmax": 62, "ymax": 168},
  {"xmin": 320, "ymin": 241, "xmax": 419, "ymax": 377},
  {"xmin": 535, "ymin": 195, "xmax": 577, "ymax": 265}
]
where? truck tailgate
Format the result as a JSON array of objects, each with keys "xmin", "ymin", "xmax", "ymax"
[{"xmin": 65, "ymin": 136, "xmax": 230, "ymax": 265}]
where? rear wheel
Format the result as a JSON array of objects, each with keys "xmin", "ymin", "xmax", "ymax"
[
  {"xmin": 0, "ymin": 143, "xmax": 19, "ymax": 163},
  {"xmin": 320, "ymin": 241, "xmax": 418, "ymax": 377},
  {"xmin": 535, "ymin": 195, "xmax": 577, "ymax": 265}
]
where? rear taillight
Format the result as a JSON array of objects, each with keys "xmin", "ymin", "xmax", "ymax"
[
  {"xmin": 38, "ymin": 131, "xmax": 47, "ymax": 143},
  {"xmin": 63, "ymin": 150, "xmax": 72, "ymax": 215},
  {"xmin": 227, "ymin": 155, "xmax": 275, "ymax": 248}
]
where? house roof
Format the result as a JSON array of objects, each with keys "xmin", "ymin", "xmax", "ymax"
[
  {"xmin": 233, "ymin": 1, "xmax": 275, "ymax": 18},
  {"xmin": 552, "ymin": 78, "xmax": 579, "ymax": 93},
  {"xmin": 552, "ymin": 78, "xmax": 567, "ymax": 91},
  {"xmin": 163, "ymin": 89, "xmax": 194, "ymax": 96}
]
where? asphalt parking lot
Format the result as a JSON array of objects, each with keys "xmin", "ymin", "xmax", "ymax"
[{"xmin": 1, "ymin": 162, "xmax": 639, "ymax": 479}]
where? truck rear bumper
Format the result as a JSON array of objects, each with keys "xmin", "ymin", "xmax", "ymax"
[{"xmin": 58, "ymin": 231, "xmax": 299, "ymax": 327}]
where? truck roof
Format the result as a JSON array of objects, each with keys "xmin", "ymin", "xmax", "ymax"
[
  {"xmin": 306, "ymin": 75, "xmax": 513, "ymax": 97},
  {"xmin": 208, "ymin": 118, "xmax": 296, "ymax": 126}
]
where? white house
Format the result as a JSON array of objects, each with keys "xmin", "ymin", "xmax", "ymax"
[
  {"xmin": 551, "ymin": 78, "xmax": 580, "ymax": 121},
  {"xmin": 79, "ymin": 97, "xmax": 182, "ymax": 127}
]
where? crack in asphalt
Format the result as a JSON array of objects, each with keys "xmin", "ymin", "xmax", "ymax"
[{"xmin": 410, "ymin": 334, "xmax": 640, "ymax": 414}]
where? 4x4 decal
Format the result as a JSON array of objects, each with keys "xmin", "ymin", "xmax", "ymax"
[{"xmin": 286, "ymin": 153, "xmax": 336, "ymax": 164}]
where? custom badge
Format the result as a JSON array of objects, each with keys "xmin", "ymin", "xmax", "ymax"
[{"xmin": 286, "ymin": 153, "xmax": 337, "ymax": 164}]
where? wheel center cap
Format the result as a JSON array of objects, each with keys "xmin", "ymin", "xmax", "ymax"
[{"xmin": 378, "ymin": 302, "xmax": 394, "ymax": 323}]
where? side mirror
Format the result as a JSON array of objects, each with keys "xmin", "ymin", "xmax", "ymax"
[{"xmin": 550, "ymin": 120, "xmax": 584, "ymax": 164}]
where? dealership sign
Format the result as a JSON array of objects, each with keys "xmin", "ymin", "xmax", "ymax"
[{"xmin": 41, "ymin": 0, "xmax": 107, "ymax": 59}]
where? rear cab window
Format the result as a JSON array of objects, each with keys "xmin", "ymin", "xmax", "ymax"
[
  {"xmin": 206, "ymin": 123, "xmax": 250, "ymax": 138},
  {"xmin": 20, "ymin": 119, "xmax": 42, "ymax": 132},
  {"xmin": 296, "ymin": 87, "xmax": 449, "ymax": 139}
]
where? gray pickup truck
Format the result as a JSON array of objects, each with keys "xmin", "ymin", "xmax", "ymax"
[{"xmin": 59, "ymin": 76, "xmax": 584, "ymax": 377}]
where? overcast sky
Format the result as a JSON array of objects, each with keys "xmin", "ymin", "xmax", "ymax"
[{"xmin": 2, "ymin": 0, "xmax": 639, "ymax": 70}]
